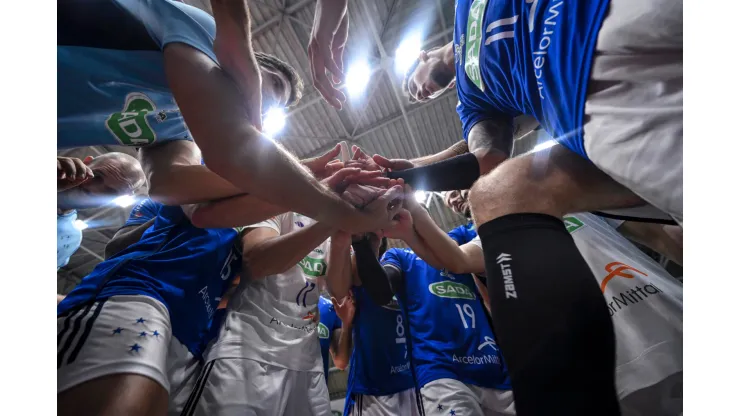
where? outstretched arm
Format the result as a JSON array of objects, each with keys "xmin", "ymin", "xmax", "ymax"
[
  {"xmin": 163, "ymin": 43, "xmax": 396, "ymax": 234},
  {"xmin": 325, "ymin": 232, "xmax": 353, "ymax": 299},
  {"xmin": 329, "ymin": 292, "xmax": 355, "ymax": 370},
  {"xmin": 241, "ymin": 220, "xmax": 333, "ymax": 280}
]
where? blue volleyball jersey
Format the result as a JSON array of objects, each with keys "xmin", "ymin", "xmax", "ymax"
[
  {"xmin": 58, "ymin": 0, "xmax": 219, "ymax": 148},
  {"xmin": 346, "ymin": 286, "xmax": 414, "ymax": 400},
  {"xmin": 447, "ymin": 222, "xmax": 477, "ymax": 245},
  {"xmin": 318, "ymin": 296, "xmax": 342, "ymax": 382},
  {"xmin": 454, "ymin": 0, "xmax": 610, "ymax": 158},
  {"xmin": 57, "ymin": 204, "xmax": 242, "ymax": 357},
  {"xmin": 381, "ymin": 248, "xmax": 510, "ymax": 389},
  {"xmin": 123, "ymin": 198, "xmax": 161, "ymax": 228}
]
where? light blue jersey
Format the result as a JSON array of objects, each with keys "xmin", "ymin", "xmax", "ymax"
[
  {"xmin": 454, "ymin": 0, "xmax": 610, "ymax": 159},
  {"xmin": 381, "ymin": 248, "xmax": 510, "ymax": 390},
  {"xmin": 58, "ymin": 0, "xmax": 219, "ymax": 148}
]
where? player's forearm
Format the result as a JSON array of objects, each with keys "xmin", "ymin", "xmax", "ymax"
[
  {"xmin": 410, "ymin": 140, "xmax": 469, "ymax": 167},
  {"xmin": 140, "ymin": 143, "xmax": 245, "ymax": 205},
  {"xmin": 205, "ymin": 132, "xmax": 366, "ymax": 231},
  {"xmin": 244, "ymin": 222, "xmax": 334, "ymax": 278},
  {"xmin": 332, "ymin": 325, "xmax": 353, "ymax": 370},
  {"xmin": 189, "ymin": 194, "xmax": 286, "ymax": 229},
  {"xmin": 396, "ymin": 230, "xmax": 444, "ymax": 271},
  {"xmin": 387, "ymin": 153, "xmax": 481, "ymax": 191},
  {"xmin": 352, "ymin": 239, "xmax": 395, "ymax": 306},
  {"xmin": 326, "ymin": 239, "xmax": 353, "ymax": 299},
  {"xmin": 211, "ymin": 0, "xmax": 252, "ymax": 41},
  {"xmin": 409, "ymin": 208, "xmax": 470, "ymax": 273}
]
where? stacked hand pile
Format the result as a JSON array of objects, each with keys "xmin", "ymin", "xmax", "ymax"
[{"xmin": 307, "ymin": 143, "xmax": 410, "ymax": 236}]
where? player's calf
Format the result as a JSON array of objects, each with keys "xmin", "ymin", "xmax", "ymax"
[{"xmin": 468, "ymin": 145, "xmax": 631, "ymax": 415}]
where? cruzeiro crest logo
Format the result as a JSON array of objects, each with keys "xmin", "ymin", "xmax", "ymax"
[
  {"xmin": 428, "ymin": 281, "xmax": 476, "ymax": 300},
  {"xmin": 106, "ymin": 92, "xmax": 158, "ymax": 146},
  {"xmin": 317, "ymin": 322, "xmax": 330, "ymax": 339}
]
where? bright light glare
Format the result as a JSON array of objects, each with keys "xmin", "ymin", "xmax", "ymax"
[
  {"xmin": 113, "ymin": 194, "xmax": 136, "ymax": 208},
  {"xmin": 532, "ymin": 139, "xmax": 556, "ymax": 153},
  {"xmin": 73, "ymin": 220, "xmax": 88, "ymax": 231},
  {"xmin": 395, "ymin": 33, "xmax": 422, "ymax": 74},
  {"xmin": 263, "ymin": 107, "xmax": 286, "ymax": 138},
  {"xmin": 346, "ymin": 61, "xmax": 371, "ymax": 97},
  {"xmin": 415, "ymin": 190, "xmax": 428, "ymax": 204}
]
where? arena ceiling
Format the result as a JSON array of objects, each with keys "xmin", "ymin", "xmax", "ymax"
[
  {"xmin": 54, "ymin": 0, "xmax": 592, "ymax": 401},
  {"xmin": 56, "ymin": 0, "xmax": 480, "ymax": 292}
]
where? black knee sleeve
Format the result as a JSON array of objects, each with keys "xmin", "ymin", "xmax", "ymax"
[{"xmin": 478, "ymin": 213, "xmax": 620, "ymax": 416}]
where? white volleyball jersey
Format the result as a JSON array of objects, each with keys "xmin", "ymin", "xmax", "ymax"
[
  {"xmin": 205, "ymin": 213, "xmax": 330, "ymax": 373},
  {"xmin": 564, "ymin": 213, "xmax": 682, "ymax": 399},
  {"xmin": 472, "ymin": 213, "xmax": 683, "ymax": 399}
]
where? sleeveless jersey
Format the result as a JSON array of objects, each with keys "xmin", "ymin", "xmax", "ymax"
[
  {"xmin": 381, "ymin": 248, "xmax": 510, "ymax": 390},
  {"xmin": 318, "ymin": 296, "xmax": 342, "ymax": 381},
  {"xmin": 57, "ymin": 204, "xmax": 242, "ymax": 358},
  {"xmin": 346, "ymin": 287, "xmax": 414, "ymax": 398},
  {"xmin": 454, "ymin": 0, "xmax": 610, "ymax": 158},
  {"xmin": 563, "ymin": 213, "xmax": 683, "ymax": 398},
  {"xmin": 58, "ymin": 0, "xmax": 219, "ymax": 148},
  {"xmin": 206, "ymin": 213, "xmax": 331, "ymax": 373}
]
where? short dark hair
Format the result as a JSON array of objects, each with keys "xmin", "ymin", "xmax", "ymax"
[
  {"xmin": 401, "ymin": 46, "xmax": 441, "ymax": 103},
  {"xmin": 255, "ymin": 52, "xmax": 304, "ymax": 107}
]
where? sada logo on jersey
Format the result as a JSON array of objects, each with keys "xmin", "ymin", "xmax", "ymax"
[
  {"xmin": 299, "ymin": 257, "xmax": 327, "ymax": 277},
  {"xmin": 317, "ymin": 322, "xmax": 330, "ymax": 339},
  {"xmin": 601, "ymin": 261, "xmax": 664, "ymax": 317},
  {"xmin": 428, "ymin": 281, "xmax": 476, "ymax": 300}
]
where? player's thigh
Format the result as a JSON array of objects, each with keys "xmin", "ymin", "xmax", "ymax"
[
  {"xmin": 57, "ymin": 295, "xmax": 173, "ymax": 416},
  {"xmin": 283, "ymin": 370, "xmax": 332, "ymax": 416},
  {"xmin": 420, "ymin": 378, "xmax": 485, "ymax": 416},
  {"xmin": 469, "ymin": 144, "xmax": 644, "ymax": 221},
  {"xmin": 187, "ymin": 358, "xmax": 286, "ymax": 416},
  {"xmin": 58, "ymin": 373, "xmax": 168, "ymax": 416}
]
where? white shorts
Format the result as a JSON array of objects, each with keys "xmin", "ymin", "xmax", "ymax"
[
  {"xmin": 57, "ymin": 295, "xmax": 200, "ymax": 414},
  {"xmin": 584, "ymin": 0, "xmax": 683, "ymax": 224},
  {"xmin": 619, "ymin": 372, "xmax": 683, "ymax": 416},
  {"xmin": 420, "ymin": 378, "xmax": 516, "ymax": 416},
  {"xmin": 347, "ymin": 388, "xmax": 421, "ymax": 416},
  {"xmin": 185, "ymin": 357, "xmax": 331, "ymax": 416}
]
